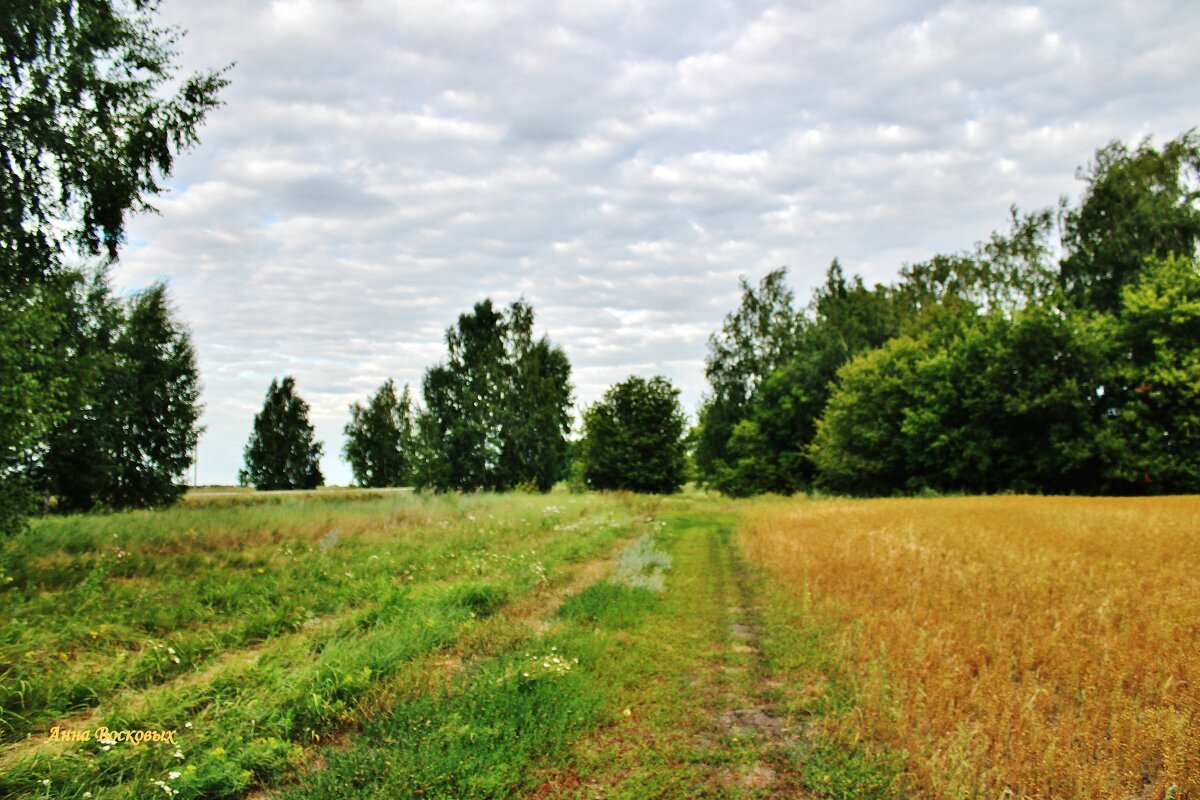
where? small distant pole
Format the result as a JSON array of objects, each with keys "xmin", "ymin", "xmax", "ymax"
[{"xmin": 193, "ymin": 443, "xmax": 199, "ymax": 487}]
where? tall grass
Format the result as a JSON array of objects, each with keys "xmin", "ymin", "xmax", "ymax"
[
  {"xmin": 0, "ymin": 491, "xmax": 651, "ymax": 799},
  {"xmin": 739, "ymin": 495, "xmax": 1200, "ymax": 799}
]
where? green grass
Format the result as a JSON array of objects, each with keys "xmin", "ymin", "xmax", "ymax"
[
  {"xmin": 0, "ymin": 492, "xmax": 654, "ymax": 799},
  {"xmin": 0, "ymin": 493, "xmax": 635, "ymax": 740},
  {"xmin": 283, "ymin": 637, "xmax": 607, "ymax": 799},
  {"xmin": 0, "ymin": 491, "xmax": 908, "ymax": 799},
  {"xmin": 558, "ymin": 581, "xmax": 657, "ymax": 630}
]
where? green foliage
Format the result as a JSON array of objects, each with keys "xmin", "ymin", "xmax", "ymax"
[
  {"xmin": 808, "ymin": 335, "xmax": 925, "ymax": 496},
  {"xmin": 10, "ymin": 279, "xmax": 201, "ymax": 513},
  {"xmin": 1061, "ymin": 131, "xmax": 1200, "ymax": 312},
  {"xmin": 502, "ymin": 330, "xmax": 574, "ymax": 492},
  {"xmin": 103, "ymin": 283, "xmax": 202, "ymax": 508},
  {"xmin": 896, "ymin": 208, "xmax": 1057, "ymax": 314},
  {"xmin": 418, "ymin": 299, "xmax": 572, "ymax": 492},
  {"xmin": 37, "ymin": 271, "xmax": 124, "ymax": 512},
  {"xmin": 702, "ymin": 260, "xmax": 904, "ymax": 496},
  {"xmin": 0, "ymin": 1, "xmax": 225, "ymax": 531},
  {"xmin": 830, "ymin": 254, "xmax": 1200, "ymax": 497},
  {"xmin": 714, "ymin": 419, "xmax": 779, "ymax": 498},
  {"xmin": 342, "ymin": 379, "xmax": 416, "ymax": 487},
  {"xmin": 1094, "ymin": 254, "xmax": 1200, "ymax": 492},
  {"xmin": 0, "ymin": 282, "xmax": 70, "ymax": 530},
  {"xmin": 695, "ymin": 267, "xmax": 800, "ymax": 480},
  {"xmin": 810, "ymin": 303, "xmax": 1117, "ymax": 496},
  {"xmin": 705, "ymin": 131, "xmax": 1200, "ymax": 498},
  {"xmin": 0, "ymin": 1, "xmax": 228, "ymax": 276},
  {"xmin": 563, "ymin": 439, "xmax": 588, "ymax": 493},
  {"xmin": 241, "ymin": 377, "xmax": 324, "ymax": 490},
  {"xmin": 582, "ymin": 375, "xmax": 687, "ymax": 493}
]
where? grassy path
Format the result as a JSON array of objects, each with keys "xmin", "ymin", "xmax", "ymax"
[{"xmin": 521, "ymin": 503, "xmax": 810, "ymax": 799}]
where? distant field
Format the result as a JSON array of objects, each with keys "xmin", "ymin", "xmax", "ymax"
[
  {"xmin": 181, "ymin": 486, "xmax": 413, "ymax": 502},
  {"xmin": 739, "ymin": 495, "xmax": 1200, "ymax": 799},
  {"xmin": 1, "ymin": 492, "xmax": 1196, "ymax": 799}
]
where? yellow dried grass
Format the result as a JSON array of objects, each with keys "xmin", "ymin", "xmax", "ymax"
[{"xmin": 739, "ymin": 495, "xmax": 1200, "ymax": 799}]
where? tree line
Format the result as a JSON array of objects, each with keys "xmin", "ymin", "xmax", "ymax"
[
  {"xmin": 246, "ymin": 131, "xmax": 1199, "ymax": 500},
  {"xmin": 241, "ymin": 300, "xmax": 689, "ymax": 495},
  {"xmin": 696, "ymin": 131, "xmax": 1200, "ymax": 497}
]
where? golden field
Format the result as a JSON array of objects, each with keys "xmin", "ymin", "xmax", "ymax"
[{"xmin": 738, "ymin": 495, "xmax": 1200, "ymax": 799}]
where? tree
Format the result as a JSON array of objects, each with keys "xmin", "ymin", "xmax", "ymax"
[
  {"xmin": 696, "ymin": 268, "xmax": 800, "ymax": 481},
  {"xmin": 706, "ymin": 213, "xmax": 1060, "ymax": 498},
  {"xmin": 1094, "ymin": 254, "xmax": 1200, "ymax": 493},
  {"xmin": 713, "ymin": 419, "xmax": 778, "ymax": 498},
  {"xmin": 0, "ymin": 1, "xmax": 226, "ymax": 530},
  {"xmin": 343, "ymin": 379, "xmax": 416, "ymax": 488},
  {"xmin": 1060, "ymin": 132, "xmax": 1200, "ymax": 312},
  {"xmin": 809, "ymin": 305, "xmax": 1108, "ymax": 497},
  {"xmin": 582, "ymin": 376, "xmax": 687, "ymax": 494},
  {"xmin": 39, "ymin": 281, "xmax": 202, "ymax": 509},
  {"xmin": 37, "ymin": 272, "xmax": 124, "ymax": 512},
  {"xmin": 241, "ymin": 377, "xmax": 324, "ymax": 490},
  {"xmin": 1, "ymin": 1, "xmax": 229, "ymax": 280},
  {"xmin": 500, "ymin": 335, "xmax": 573, "ymax": 492},
  {"xmin": 419, "ymin": 299, "xmax": 572, "ymax": 492},
  {"xmin": 0, "ymin": 289, "xmax": 61, "ymax": 529},
  {"xmin": 422, "ymin": 300, "xmax": 508, "ymax": 491},
  {"xmin": 102, "ymin": 283, "xmax": 202, "ymax": 507},
  {"xmin": 807, "ymin": 336, "xmax": 925, "ymax": 496},
  {"xmin": 702, "ymin": 261, "xmax": 903, "ymax": 495},
  {"xmin": 895, "ymin": 208, "xmax": 1057, "ymax": 316}
]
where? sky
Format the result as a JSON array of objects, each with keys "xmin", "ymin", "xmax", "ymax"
[{"xmin": 114, "ymin": 0, "xmax": 1200, "ymax": 486}]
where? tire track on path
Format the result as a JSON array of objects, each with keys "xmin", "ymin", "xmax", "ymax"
[{"xmin": 526, "ymin": 505, "xmax": 813, "ymax": 799}]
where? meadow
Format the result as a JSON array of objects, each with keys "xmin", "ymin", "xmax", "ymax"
[{"xmin": 0, "ymin": 490, "xmax": 1196, "ymax": 799}]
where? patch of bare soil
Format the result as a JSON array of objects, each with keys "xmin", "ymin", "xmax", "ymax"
[{"xmin": 712, "ymin": 557, "xmax": 814, "ymax": 799}]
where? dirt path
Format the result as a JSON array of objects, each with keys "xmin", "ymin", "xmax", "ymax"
[
  {"xmin": 525, "ymin": 507, "xmax": 811, "ymax": 799},
  {"xmin": 717, "ymin": 538, "xmax": 812, "ymax": 797}
]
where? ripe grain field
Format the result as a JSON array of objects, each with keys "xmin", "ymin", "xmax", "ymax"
[
  {"xmin": 739, "ymin": 495, "xmax": 1200, "ymax": 799},
  {"xmin": 0, "ymin": 491, "xmax": 1196, "ymax": 799}
]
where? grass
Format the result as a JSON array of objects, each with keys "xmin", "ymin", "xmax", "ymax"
[
  {"xmin": 282, "ymin": 631, "xmax": 606, "ymax": 798},
  {"xmin": 522, "ymin": 503, "xmax": 825, "ymax": 798},
  {"xmin": 5, "ymin": 490, "xmax": 1193, "ymax": 799},
  {"xmin": 279, "ymin": 519, "xmax": 682, "ymax": 799},
  {"xmin": 751, "ymin": 561, "xmax": 904, "ymax": 798},
  {"xmin": 0, "ymin": 491, "xmax": 654, "ymax": 799},
  {"xmin": 738, "ymin": 494, "xmax": 1200, "ymax": 799}
]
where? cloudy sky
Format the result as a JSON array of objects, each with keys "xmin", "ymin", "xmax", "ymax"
[{"xmin": 114, "ymin": 0, "xmax": 1200, "ymax": 485}]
